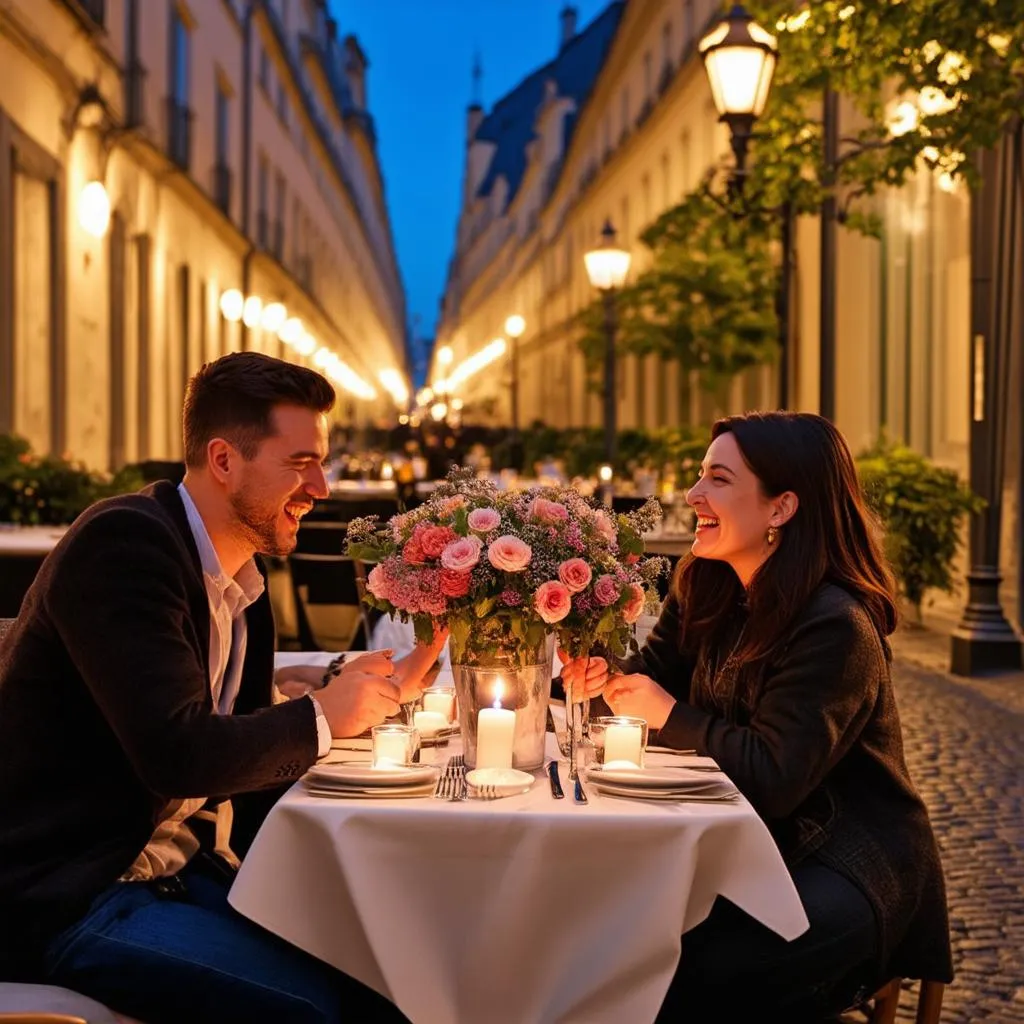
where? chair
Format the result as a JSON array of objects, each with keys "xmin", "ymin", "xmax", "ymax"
[
  {"xmin": 857, "ymin": 978, "xmax": 945, "ymax": 1024},
  {"xmin": 294, "ymin": 521, "xmax": 349, "ymax": 555},
  {"xmin": 287, "ymin": 553, "xmax": 373, "ymax": 651}
]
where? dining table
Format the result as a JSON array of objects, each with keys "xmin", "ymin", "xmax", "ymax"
[{"xmin": 231, "ymin": 655, "xmax": 809, "ymax": 1024}]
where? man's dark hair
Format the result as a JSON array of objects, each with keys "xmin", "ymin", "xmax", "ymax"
[{"xmin": 183, "ymin": 352, "xmax": 336, "ymax": 468}]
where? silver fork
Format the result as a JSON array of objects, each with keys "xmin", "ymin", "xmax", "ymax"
[
  {"xmin": 449, "ymin": 753, "xmax": 467, "ymax": 802},
  {"xmin": 434, "ymin": 756, "xmax": 459, "ymax": 799}
]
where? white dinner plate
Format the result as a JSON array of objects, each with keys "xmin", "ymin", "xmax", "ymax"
[
  {"xmin": 302, "ymin": 781, "xmax": 436, "ymax": 799},
  {"xmin": 306, "ymin": 762, "xmax": 438, "ymax": 788},
  {"xmin": 590, "ymin": 780, "xmax": 740, "ymax": 802},
  {"xmin": 585, "ymin": 764, "xmax": 726, "ymax": 788}
]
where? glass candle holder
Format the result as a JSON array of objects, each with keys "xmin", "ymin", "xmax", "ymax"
[
  {"xmin": 371, "ymin": 724, "xmax": 419, "ymax": 768},
  {"xmin": 421, "ymin": 685, "xmax": 456, "ymax": 723},
  {"xmin": 589, "ymin": 716, "xmax": 648, "ymax": 768}
]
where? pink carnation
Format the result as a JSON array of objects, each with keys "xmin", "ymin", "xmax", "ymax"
[
  {"xmin": 488, "ymin": 535, "xmax": 532, "ymax": 572},
  {"xmin": 594, "ymin": 574, "xmax": 621, "ymax": 607},
  {"xmin": 623, "ymin": 584, "xmax": 645, "ymax": 624},
  {"xmin": 440, "ymin": 569, "xmax": 471, "ymax": 598},
  {"xmin": 534, "ymin": 581, "xmax": 572, "ymax": 624},
  {"xmin": 418, "ymin": 525, "xmax": 457, "ymax": 559},
  {"xmin": 558, "ymin": 558, "xmax": 593, "ymax": 594},
  {"xmin": 366, "ymin": 564, "xmax": 390, "ymax": 601},
  {"xmin": 593, "ymin": 510, "xmax": 618, "ymax": 546},
  {"xmin": 467, "ymin": 507, "xmax": 501, "ymax": 533},
  {"xmin": 530, "ymin": 497, "xmax": 570, "ymax": 525},
  {"xmin": 403, "ymin": 540, "xmax": 427, "ymax": 565},
  {"xmin": 440, "ymin": 535, "xmax": 483, "ymax": 571}
]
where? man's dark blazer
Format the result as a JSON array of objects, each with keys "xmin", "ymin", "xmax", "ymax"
[{"xmin": 0, "ymin": 481, "xmax": 319, "ymax": 968}]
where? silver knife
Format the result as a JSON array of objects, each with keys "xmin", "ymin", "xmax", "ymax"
[
  {"xmin": 574, "ymin": 776, "xmax": 588, "ymax": 804},
  {"xmin": 547, "ymin": 760, "xmax": 565, "ymax": 799}
]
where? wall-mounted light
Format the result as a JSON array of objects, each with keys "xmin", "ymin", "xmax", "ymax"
[
  {"xmin": 261, "ymin": 302, "xmax": 287, "ymax": 333},
  {"xmin": 220, "ymin": 288, "xmax": 244, "ymax": 321},
  {"xmin": 79, "ymin": 180, "xmax": 111, "ymax": 238},
  {"xmin": 242, "ymin": 296, "xmax": 263, "ymax": 329},
  {"xmin": 279, "ymin": 317, "xmax": 303, "ymax": 345}
]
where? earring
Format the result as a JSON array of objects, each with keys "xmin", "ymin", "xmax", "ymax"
[{"xmin": 767, "ymin": 524, "xmax": 778, "ymax": 546}]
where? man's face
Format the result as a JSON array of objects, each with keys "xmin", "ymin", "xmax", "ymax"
[{"xmin": 228, "ymin": 404, "xmax": 330, "ymax": 556}]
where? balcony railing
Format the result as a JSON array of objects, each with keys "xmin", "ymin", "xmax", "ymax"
[
  {"xmin": 214, "ymin": 163, "xmax": 232, "ymax": 217},
  {"xmin": 125, "ymin": 61, "xmax": 146, "ymax": 128},
  {"xmin": 165, "ymin": 98, "xmax": 193, "ymax": 171}
]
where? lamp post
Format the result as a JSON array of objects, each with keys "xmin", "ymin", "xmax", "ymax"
[
  {"xmin": 584, "ymin": 222, "xmax": 631, "ymax": 471},
  {"xmin": 950, "ymin": 126, "xmax": 1024, "ymax": 675},
  {"xmin": 505, "ymin": 314, "xmax": 526, "ymax": 437},
  {"xmin": 699, "ymin": 6, "xmax": 791, "ymax": 407}
]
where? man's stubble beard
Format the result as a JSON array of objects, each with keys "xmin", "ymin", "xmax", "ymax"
[{"xmin": 228, "ymin": 478, "xmax": 296, "ymax": 557}]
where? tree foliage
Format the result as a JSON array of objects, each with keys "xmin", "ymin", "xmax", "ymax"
[{"xmin": 577, "ymin": 0, "xmax": 1024, "ymax": 385}]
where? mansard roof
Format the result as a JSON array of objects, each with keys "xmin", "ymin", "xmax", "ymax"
[{"xmin": 473, "ymin": 2, "xmax": 624, "ymax": 205}]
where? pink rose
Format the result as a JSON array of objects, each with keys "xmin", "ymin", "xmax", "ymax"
[
  {"xmin": 594, "ymin": 574, "xmax": 621, "ymax": 606},
  {"xmin": 467, "ymin": 507, "xmax": 501, "ymax": 533},
  {"xmin": 530, "ymin": 497, "xmax": 570, "ymax": 525},
  {"xmin": 366, "ymin": 564, "xmax": 390, "ymax": 601},
  {"xmin": 441, "ymin": 535, "xmax": 483, "ymax": 571},
  {"xmin": 623, "ymin": 584, "xmax": 645, "ymax": 624},
  {"xmin": 534, "ymin": 581, "xmax": 572, "ymax": 624},
  {"xmin": 557, "ymin": 558, "xmax": 593, "ymax": 594},
  {"xmin": 593, "ymin": 510, "xmax": 618, "ymax": 546},
  {"xmin": 418, "ymin": 525, "xmax": 457, "ymax": 559},
  {"xmin": 440, "ymin": 568, "xmax": 471, "ymax": 598},
  {"xmin": 487, "ymin": 535, "xmax": 532, "ymax": 572}
]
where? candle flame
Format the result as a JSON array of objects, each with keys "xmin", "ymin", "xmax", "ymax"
[{"xmin": 492, "ymin": 679, "xmax": 504, "ymax": 709}]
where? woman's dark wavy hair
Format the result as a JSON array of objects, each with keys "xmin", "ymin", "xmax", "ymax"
[{"xmin": 673, "ymin": 412, "xmax": 898, "ymax": 666}]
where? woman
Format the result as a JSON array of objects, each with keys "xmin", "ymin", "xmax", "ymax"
[{"xmin": 564, "ymin": 412, "xmax": 952, "ymax": 1020}]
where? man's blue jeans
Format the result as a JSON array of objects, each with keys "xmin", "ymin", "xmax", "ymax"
[{"xmin": 41, "ymin": 860, "xmax": 407, "ymax": 1024}]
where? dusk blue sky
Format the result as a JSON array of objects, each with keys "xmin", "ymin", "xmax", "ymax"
[{"xmin": 331, "ymin": 1, "xmax": 610, "ymax": 346}]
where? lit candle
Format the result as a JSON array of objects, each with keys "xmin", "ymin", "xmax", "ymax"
[
  {"xmin": 373, "ymin": 731, "xmax": 411, "ymax": 768},
  {"xmin": 422, "ymin": 689, "xmax": 455, "ymax": 722},
  {"xmin": 413, "ymin": 710, "xmax": 448, "ymax": 739},
  {"xmin": 476, "ymin": 680, "xmax": 516, "ymax": 770},
  {"xmin": 604, "ymin": 721, "xmax": 643, "ymax": 768}
]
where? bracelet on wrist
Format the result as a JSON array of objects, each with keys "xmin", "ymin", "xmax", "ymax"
[{"xmin": 320, "ymin": 655, "xmax": 345, "ymax": 689}]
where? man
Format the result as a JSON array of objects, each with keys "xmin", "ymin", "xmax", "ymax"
[{"xmin": 0, "ymin": 353, "xmax": 440, "ymax": 1022}]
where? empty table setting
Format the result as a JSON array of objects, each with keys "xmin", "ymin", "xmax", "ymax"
[{"xmin": 230, "ymin": 655, "xmax": 809, "ymax": 1024}]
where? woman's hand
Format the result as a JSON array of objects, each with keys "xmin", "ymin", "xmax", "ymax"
[
  {"xmin": 558, "ymin": 651, "xmax": 610, "ymax": 702},
  {"xmin": 604, "ymin": 672, "xmax": 677, "ymax": 729},
  {"xmin": 392, "ymin": 627, "xmax": 450, "ymax": 703}
]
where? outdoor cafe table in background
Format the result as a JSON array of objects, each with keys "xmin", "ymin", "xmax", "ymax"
[
  {"xmin": 232, "ymin": 655, "xmax": 809, "ymax": 1024},
  {"xmin": 0, "ymin": 525, "xmax": 68, "ymax": 617}
]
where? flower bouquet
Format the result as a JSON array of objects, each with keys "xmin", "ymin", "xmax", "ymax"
[
  {"xmin": 346, "ymin": 468, "xmax": 668, "ymax": 769},
  {"xmin": 345, "ymin": 467, "xmax": 669, "ymax": 668}
]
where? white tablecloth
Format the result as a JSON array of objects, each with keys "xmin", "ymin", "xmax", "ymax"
[
  {"xmin": 0, "ymin": 526, "xmax": 67, "ymax": 556},
  {"xmin": 230, "ymin": 727, "xmax": 808, "ymax": 1024}
]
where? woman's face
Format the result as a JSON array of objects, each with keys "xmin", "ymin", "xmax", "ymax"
[{"xmin": 685, "ymin": 432, "xmax": 790, "ymax": 586}]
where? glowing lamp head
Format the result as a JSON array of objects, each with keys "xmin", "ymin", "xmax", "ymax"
[{"xmin": 79, "ymin": 181, "xmax": 111, "ymax": 238}]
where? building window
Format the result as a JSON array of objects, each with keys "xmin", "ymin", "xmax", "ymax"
[
  {"xmin": 620, "ymin": 87, "xmax": 630, "ymax": 141},
  {"xmin": 277, "ymin": 81, "xmax": 287, "ymax": 123},
  {"xmin": 683, "ymin": 0, "xmax": 696, "ymax": 53},
  {"xmin": 257, "ymin": 157, "xmax": 268, "ymax": 247},
  {"xmin": 273, "ymin": 172, "xmax": 286, "ymax": 258},
  {"xmin": 259, "ymin": 47, "xmax": 270, "ymax": 92},
  {"xmin": 662, "ymin": 21, "xmax": 673, "ymax": 72},
  {"xmin": 644, "ymin": 51, "xmax": 653, "ymax": 101},
  {"xmin": 124, "ymin": 0, "xmax": 145, "ymax": 127},
  {"xmin": 214, "ymin": 82, "xmax": 231, "ymax": 216},
  {"xmin": 167, "ymin": 5, "xmax": 191, "ymax": 170}
]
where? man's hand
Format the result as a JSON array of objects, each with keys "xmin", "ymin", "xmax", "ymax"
[
  {"xmin": 392, "ymin": 627, "xmax": 450, "ymax": 704},
  {"xmin": 274, "ymin": 650, "xmax": 395, "ymax": 701},
  {"xmin": 315, "ymin": 670, "xmax": 401, "ymax": 738}
]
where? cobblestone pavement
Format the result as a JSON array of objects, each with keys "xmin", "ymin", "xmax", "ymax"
[{"xmin": 879, "ymin": 647, "xmax": 1024, "ymax": 1022}]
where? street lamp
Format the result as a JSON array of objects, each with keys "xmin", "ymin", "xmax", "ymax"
[
  {"xmin": 584, "ymin": 221, "xmax": 631, "ymax": 471},
  {"xmin": 700, "ymin": 4, "xmax": 793, "ymax": 409},
  {"xmin": 699, "ymin": 5, "xmax": 778, "ymax": 180},
  {"xmin": 505, "ymin": 315, "xmax": 526, "ymax": 436}
]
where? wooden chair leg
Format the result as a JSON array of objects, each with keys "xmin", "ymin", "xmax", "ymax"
[
  {"xmin": 870, "ymin": 978, "xmax": 903, "ymax": 1024},
  {"xmin": 916, "ymin": 980, "xmax": 945, "ymax": 1024}
]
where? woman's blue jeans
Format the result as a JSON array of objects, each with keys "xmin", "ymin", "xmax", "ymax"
[{"xmin": 41, "ymin": 859, "xmax": 407, "ymax": 1024}]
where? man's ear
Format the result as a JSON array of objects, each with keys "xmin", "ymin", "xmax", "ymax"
[
  {"xmin": 207, "ymin": 438, "xmax": 236, "ymax": 484},
  {"xmin": 772, "ymin": 491, "xmax": 799, "ymax": 527}
]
